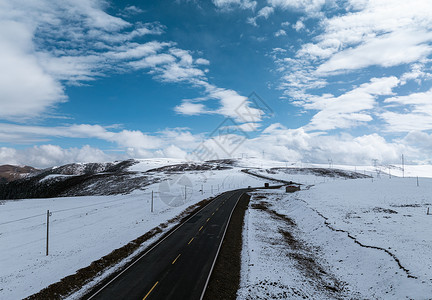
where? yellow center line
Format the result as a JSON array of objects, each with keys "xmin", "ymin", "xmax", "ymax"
[
  {"xmin": 143, "ymin": 281, "xmax": 158, "ymax": 300},
  {"xmin": 199, "ymin": 225, "xmax": 203, "ymax": 231},
  {"xmin": 216, "ymin": 208, "xmax": 219, "ymax": 211},
  {"xmin": 212, "ymin": 212, "xmax": 215, "ymax": 216},
  {"xmin": 188, "ymin": 237, "xmax": 194, "ymax": 245},
  {"xmin": 206, "ymin": 218, "xmax": 210, "ymax": 222},
  {"xmin": 172, "ymin": 254, "xmax": 181, "ymax": 265}
]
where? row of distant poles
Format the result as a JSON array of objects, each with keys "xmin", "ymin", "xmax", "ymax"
[
  {"xmin": 370, "ymin": 155, "xmax": 421, "ymax": 188},
  {"xmin": 329, "ymin": 154, "xmax": 416, "ymax": 184},
  {"xmin": 148, "ymin": 183, "xmax": 225, "ymax": 214},
  {"xmin": 372, "ymin": 154, "xmax": 406, "ymax": 178}
]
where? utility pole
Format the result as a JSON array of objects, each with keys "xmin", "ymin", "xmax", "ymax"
[
  {"xmin": 151, "ymin": 191, "xmax": 154, "ymax": 213},
  {"xmin": 372, "ymin": 159, "xmax": 378, "ymax": 177},
  {"xmin": 46, "ymin": 210, "xmax": 51, "ymax": 256},
  {"xmin": 401, "ymin": 154, "xmax": 405, "ymax": 178}
]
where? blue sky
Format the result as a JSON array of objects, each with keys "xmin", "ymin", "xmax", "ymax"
[{"xmin": 1, "ymin": 0, "xmax": 432, "ymax": 167}]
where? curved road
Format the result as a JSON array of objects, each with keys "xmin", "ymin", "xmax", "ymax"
[{"xmin": 86, "ymin": 189, "xmax": 248, "ymax": 300}]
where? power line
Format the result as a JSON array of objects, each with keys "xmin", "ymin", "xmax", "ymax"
[{"xmin": 0, "ymin": 192, "xmax": 155, "ymax": 226}]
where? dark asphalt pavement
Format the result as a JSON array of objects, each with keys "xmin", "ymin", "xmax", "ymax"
[{"xmin": 87, "ymin": 189, "xmax": 247, "ymax": 300}]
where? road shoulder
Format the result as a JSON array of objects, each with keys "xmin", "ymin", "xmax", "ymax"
[{"xmin": 203, "ymin": 193, "xmax": 251, "ymax": 300}]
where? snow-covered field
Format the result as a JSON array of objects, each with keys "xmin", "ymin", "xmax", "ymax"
[
  {"xmin": 2, "ymin": 157, "xmax": 432, "ymax": 299},
  {"xmin": 0, "ymin": 161, "xmax": 265, "ymax": 299},
  {"xmin": 238, "ymin": 173, "xmax": 432, "ymax": 299}
]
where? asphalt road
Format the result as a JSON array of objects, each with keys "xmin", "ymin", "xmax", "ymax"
[{"xmin": 87, "ymin": 189, "xmax": 247, "ymax": 300}]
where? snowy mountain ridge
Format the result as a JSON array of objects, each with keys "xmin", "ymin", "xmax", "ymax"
[{"xmin": 0, "ymin": 159, "xmax": 237, "ymax": 200}]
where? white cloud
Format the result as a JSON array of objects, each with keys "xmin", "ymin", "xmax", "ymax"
[
  {"xmin": 221, "ymin": 122, "xmax": 261, "ymax": 132},
  {"xmin": 1, "ymin": 0, "xmax": 262, "ymax": 132},
  {"xmin": 123, "ymin": 5, "xmax": 144, "ymax": 15},
  {"xmin": 300, "ymin": 76, "xmax": 400, "ymax": 130},
  {"xmin": 274, "ymin": 29, "xmax": 287, "ymax": 37},
  {"xmin": 0, "ymin": 123, "xmax": 162, "ymax": 149},
  {"xmin": 248, "ymin": 0, "xmax": 325, "ymax": 25},
  {"xmin": 187, "ymin": 124, "xmax": 415, "ymax": 165},
  {"xmin": 206, "ymin": 85, "xmax": 265, "ymax": 124},
  {"xmin": 0, "ymin": 145, "xmax": 112, "ymax": 168},
  {"xmin": 317, "ymin": 29, "xmax": 432, "ymax": 74},
  {"xmin": 293, "ymin": 0, "xmax": 432, "ymax": 76},
  {"xmin": 212, "ymin": 0, "xmax": 257, "ymax": 10},
  {"xmin": 400, "ymin": 62, "xmax": 432, "ymax": 85},
  {"xmin": 159, "ymin": 128, "xmax": 201, "ymax": 147},
  {"xmin": 0, "ymin": 1, "xmax": 167, "ymax": 120},
  {"xmin": 174, "ymin": 102, "xmax": 208, "ymax": 115},
  {"xmin": 157, "ymin": 63, "xmax": 206, "ymax": 82},
  {"xmin": 380, "ymin": 88, "xmax": 432, "ymax": 132},
  {"xmin": 195, "ymin": 58, "xmax": 210, "ymax": 65},
  {"xmin": 402, "ymin": 131, "xmax": 432, "ymax": 155},
  {"xmin": 163, "ymin": 145, "xmax": 188, "ymax": 159},
  {"xmin": 129, "ymin": 53, "xmax": 176, "ymax": 69},
  {"xmin": 247, "ymin": 5, "xmax": 275, "ymax": 26},
  {"xmin": 0, "ymin": 120, "xmax": 427, "ymax": 167},
  {"xmin": 271, "ymin": 0, "xmax": 432, "ymax": 138},
  {"xmin": 243, "ymin": 126, "xmax": 413, "ymax": 164},
  {"xmin": 257, "ymin": 6, "xmax": 274, "ymax": 18},
  {"xmin": 268, "ymin": 0, "xmax": 326, "ymax": 13},
  {"xmin": 105, "ymin": 42, "xmax": 171, "ymax": 60},
  {"xmin": 0, "ymin": 20, "xmax": 66, "ymax": 119},
  {"xmin": 293, "ymin": 20, "xmax": 305, "ymax": 32},
  {"xmin": 276, "ymin": 0, "xmax": 432, "ymax": 88}
]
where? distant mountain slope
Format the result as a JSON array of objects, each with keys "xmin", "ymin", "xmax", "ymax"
[
  {"xmin": 0, "ymin": 160, "xmax": 157, "ymax": 200},
  {"xmin": 0, "ymin": 165, "xmax": 39, "ymax": 183},
  {"xmin": 0, "ymin": 159, "xmax": 235, "ymax": 200}
]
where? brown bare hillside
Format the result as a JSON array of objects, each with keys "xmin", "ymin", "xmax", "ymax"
[{"xmin": 0, "ymin": 165, "xmax": 38, "ymax": 183}]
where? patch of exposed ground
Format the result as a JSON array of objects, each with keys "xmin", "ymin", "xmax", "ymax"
[
  {"xmin": 240, "ymin": 169, "xmax": 296, "ymax": 185},
  {"xmin": 250, "ymin": 199, "xmax": 346, "ymax": 299},
  {"xmin": 203, "ymin": 193, "xmax": 251, "ymax": 300},
  {"xmin": 268, "ymin": 167, "xmax": 370, "ymax": 179},
  {"xmin": 146, "ymin": 161, "xmax": 232, "ymax": 173},
  {"xmin": 24, "ymin": 197, "xmax": 215, "ymax": 300}
]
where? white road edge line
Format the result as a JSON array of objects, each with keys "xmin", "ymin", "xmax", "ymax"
[
  {"xmin": 199, "ymin": 190, "xmax": 245, "ymax": 300},
  {"xmin": 87, "ymin": 192, "xmax": 227, "ymax": 300}
]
